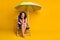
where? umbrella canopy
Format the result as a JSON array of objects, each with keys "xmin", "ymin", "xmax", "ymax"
[{"xmin": 15, "ymin": 2, "xmax": 41, "ymax": 12}]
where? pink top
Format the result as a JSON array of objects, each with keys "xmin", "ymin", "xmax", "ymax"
[{"xmin": 24, "ymin": 19, "xmax": 26, "ymax": 23}]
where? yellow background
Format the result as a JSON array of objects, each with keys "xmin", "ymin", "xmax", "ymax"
[{"xmin": 0, "ymin": 0, "xmax": 60, "ymax": 40}]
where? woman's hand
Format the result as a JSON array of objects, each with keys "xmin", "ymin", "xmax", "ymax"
[
  {"xmin": 20, "ymin": 19, "xmax": 24, "ymax": 24},
  {"xmin": 20, "ymin": 18, "xmax": 27, "ymax": 25}
]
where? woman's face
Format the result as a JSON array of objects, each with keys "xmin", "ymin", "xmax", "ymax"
[{"xmin": 21, "ymin": 13, "xmax": 25, "ymax": 18}]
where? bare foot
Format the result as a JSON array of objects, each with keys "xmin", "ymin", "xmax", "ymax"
[{"xmin": 22, "ymin": 34, "xmax": 25, "ymax": 38}]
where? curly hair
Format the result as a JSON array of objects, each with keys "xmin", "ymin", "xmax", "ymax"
[{"xmin": 18, "ymin": 12, "xmax": 27, "ymax": 19}]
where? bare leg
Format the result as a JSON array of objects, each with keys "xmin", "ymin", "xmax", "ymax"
[
  {"xmin": 24, "ymin": 24, "xmax": 26, "ymax": 32},
  {"xmin": 21, "ymin": 24, "xmax": 25, "ymax": 37},
  {"xmin": 21, "ymin": 24, "xmax": 26, "ymax": 37}
]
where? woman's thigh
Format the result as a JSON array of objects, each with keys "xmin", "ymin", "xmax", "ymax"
[{"xmin": 21, "ymin": 24, "xmax": 26, "ymax": 28}]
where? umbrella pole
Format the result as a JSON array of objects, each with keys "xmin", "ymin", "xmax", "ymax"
[
  {"xmin": 27, "ymin": 10, "xmax": 29, "ymax": 26},
  {"xmin": 27, "ymin": 9, "xmax": 31, "ymax": 36}
]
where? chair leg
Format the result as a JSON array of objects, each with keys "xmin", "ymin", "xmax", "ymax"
[
  {"xmin": 16, "ymin": 27, "xmax": 19, "ymax": 36},
  {"xmin": 25, "ymin": 29, "xmax": 31, "ymax": 36}
]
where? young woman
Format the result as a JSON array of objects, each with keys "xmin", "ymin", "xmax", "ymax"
[{"xmin": 18, "ymin": 12, "xmax": 27, "ymax": 37}]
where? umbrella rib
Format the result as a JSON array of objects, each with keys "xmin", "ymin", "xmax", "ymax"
[
  {"xmin": 31, "ymin": 5, "xmax": 35, "ymax": 12},
  {"xmin": 25, "ymin": 5, "xmax": 27, "ymax": 12}
]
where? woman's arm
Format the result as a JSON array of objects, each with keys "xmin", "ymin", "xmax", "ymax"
[
  {"xmin": 20, "ymin": 19, "xmax": 22, "ymax": 23},
  {"xmin": 20, "ymin": 18, "xmax": 27, "ymax": 24}
]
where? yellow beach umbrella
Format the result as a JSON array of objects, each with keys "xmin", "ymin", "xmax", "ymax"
[{"xmin": 15, "ymin": 2, "xmax": 41, "ymax": 12}]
